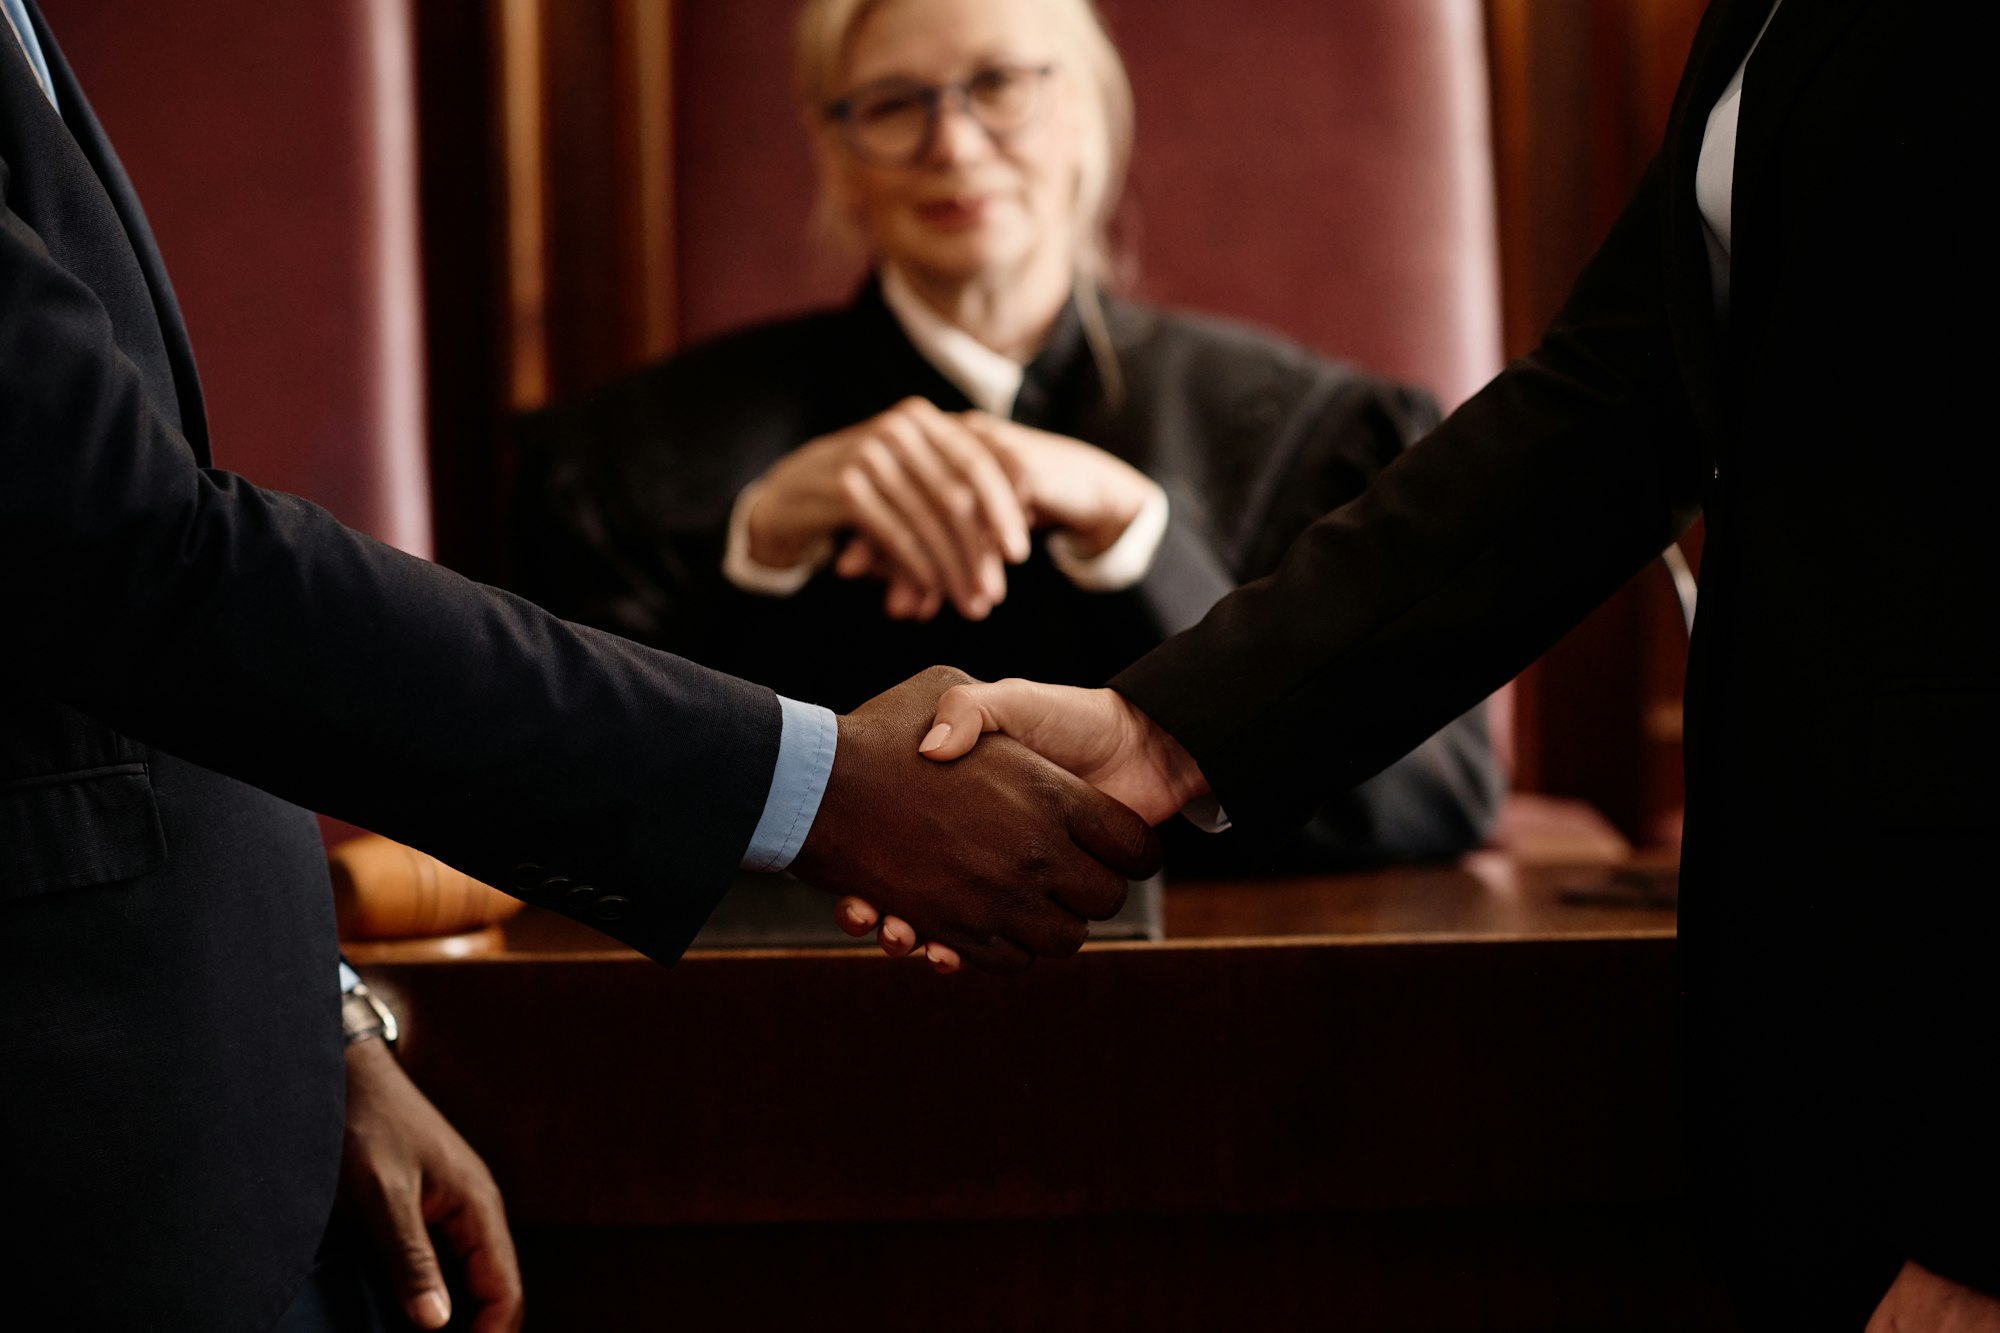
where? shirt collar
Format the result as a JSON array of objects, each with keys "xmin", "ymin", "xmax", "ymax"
[{"xmin": 878, "ymin": 265, "xmax": 1026, "ymax": 418}]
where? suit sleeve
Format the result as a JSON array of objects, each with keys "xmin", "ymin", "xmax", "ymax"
[
  {"xmin": 1, "ymin": 161, "xmax": 780, "ymax": 965},
  {"xmin": 1113, "ymin": 156, "xmax": 1704, "ymax": 833},
  {"xmin": 1145, "ymin": 369, "xmax": 1503, "ymax": 872}
]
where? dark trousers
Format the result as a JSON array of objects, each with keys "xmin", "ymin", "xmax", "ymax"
[{"xmin": 272, "ymin": 1223, "xmax": 405, "ymax": 1333}]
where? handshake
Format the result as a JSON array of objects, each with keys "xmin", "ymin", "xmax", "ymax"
[{"xmin": 790, "ymin": 666, "xmax": 1210, "ymax": 975}]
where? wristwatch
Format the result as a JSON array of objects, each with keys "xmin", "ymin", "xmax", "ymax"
[{"xmin": 340, "ymin": 979, "xmax": 400, "ymax": 1049}]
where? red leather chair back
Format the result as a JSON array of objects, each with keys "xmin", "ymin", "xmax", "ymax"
[
  {"xmin": 43, "ymin": 0, "xmax": 433, "ymax": 556},
  {"xmin": 675, "ymin": 0, "xmax": 1501, "ymax": 411}
]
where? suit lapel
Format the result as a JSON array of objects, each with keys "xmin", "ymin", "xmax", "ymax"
[
  {"xmin": 26, "ymin": 0, "xmax": 211, "ymax": 462},
  {"xmin": 1725, "ymin": 0, "xmax": 1876, "ymax": 356},
  {"xmin": 1730, "ymin": 0, "xmax": 1870, "ymax": 215}
]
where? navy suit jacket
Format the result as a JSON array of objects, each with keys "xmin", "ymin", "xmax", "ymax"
[
  {"xmin": 1116, "ymin": 1, "xmax": 1996, "ymax": 1321},
  {"xmin": 0, "ymin": 5, "xmax": 781, "ymax": 1325}
]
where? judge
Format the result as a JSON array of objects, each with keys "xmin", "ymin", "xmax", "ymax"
[{"xmin": 514, "ymin": 0, "xmax": 1501, "ymax": 877}]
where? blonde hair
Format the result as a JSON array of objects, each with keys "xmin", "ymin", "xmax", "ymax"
[{"xmin": 793, "ymin": 0, "xmax": 1134, "ymax": 289}]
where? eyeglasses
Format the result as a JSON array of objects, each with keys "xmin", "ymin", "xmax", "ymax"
[{"xmin": 825, "ymin": 64, "xmax": 1056, "ymax": 166}]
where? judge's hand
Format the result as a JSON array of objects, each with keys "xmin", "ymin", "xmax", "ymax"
[
  {"xmin": 834, "ymin": 677, "xmax": 1205, "ymax": 972},
  {"xmin": 832, "ymin": 415, "xmax": 1161, "ymax": 612},
  {"xmin": 340, "ymin": 1037, "xmax": 523, "ymax": 1332},
  {"xmin": 1866, "ymin": 1261, "xmax": 2000, "ymax": 1332},
  {"xmin": 959, "ymin": 414, "xmax": 1159, "ymax": 557},
  {"xmin": 747, "ymin": 398, "xmax": 1029, "ymax": 621},
  {"xmin": 792, "ymin": 667, "xmax": 1161, "ymax": 974}
]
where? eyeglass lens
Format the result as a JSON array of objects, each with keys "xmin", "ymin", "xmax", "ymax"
[{"xmin": 840, "ymin": 65, "xmax": 1049, "ymax": 163}]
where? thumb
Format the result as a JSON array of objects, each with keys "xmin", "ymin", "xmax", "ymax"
[
  {"xmin": 918, "ymin": 680, "xmax": 1020, "ymax": 760},
  {"xmin": 362, "ymin": 1178, "xmax": 453, "ymax": 1329},
  {"xmin": 918, "ymin": 679, "xmax": 1114, "ymax": 776}
]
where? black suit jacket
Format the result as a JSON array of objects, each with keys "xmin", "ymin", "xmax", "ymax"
[
  {"xmin": 515, "ymin": 283, "xmax": 1501, "ymax": 872},
  {"xmin": 0, "ymin": 6, "xmax": 783, "ymax": 1326},
  {"xmin": 1116, "ymin": 0, "xmax": 1995, "ymax": 1319}
]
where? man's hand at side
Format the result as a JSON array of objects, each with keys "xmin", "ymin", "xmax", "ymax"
[
  {"xmin": 340, "ymin": 1039, "xmax": 524, "ymax": 1331},
  {"xmin": 832, "ymin": 677, "xmax": 1205, "ymax": 971},
  {"xmin": 791, "ymin": 667, "xmax": 1163, "ymax": 974}
]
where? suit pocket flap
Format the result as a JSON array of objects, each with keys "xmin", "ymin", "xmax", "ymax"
[{"xmin": 0, "ymin": 763, "xmax": 167, "ymax": 900}]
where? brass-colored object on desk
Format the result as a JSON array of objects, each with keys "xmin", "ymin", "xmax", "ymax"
[{"xmin": 328, "ymin": 833, "xmax": 525, "ymax": 940}]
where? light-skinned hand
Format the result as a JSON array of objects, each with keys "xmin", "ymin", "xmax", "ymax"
[
  {"xmin": 807, "ymin": 412, "xmax": 1159, "ymax": 617},
  {"xmin": 1866, "ymin": 1261, "xmax": 2000, "ymax": 1333},
  {"xmin": 959, "ymin": 413, "xmax": 1160, "ymax": 556},
  {"xmin": 748, "ymin": 398, "xmax": 1030, "ymax": 620}
]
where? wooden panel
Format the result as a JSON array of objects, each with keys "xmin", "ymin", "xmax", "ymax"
[
  {"xmin": 413, "ymin": 0, "xmax": 510, "ymax": 581},
  {"xmin": 510, "ymin": 1209, "xmax": 1734, "ymax": 1331},
  {"xmin": 365, "ymin": 933, "xmax": 1678, "ymax": 1225},
  {"xmin": 495, "ymin": 0, "xmax": 552, "ymax": 412},
  {"xmin": 612, "ymin": 0, "xmax": 677, "ymax": 363},
  {"xmin": 351, "ymin": 858, "xmax": 1709, "ymax": 1329}
]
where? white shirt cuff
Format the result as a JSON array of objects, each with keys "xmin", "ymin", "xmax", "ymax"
[
  {"xmin": 722, "ymin": 480, "xmax": 832, "ymax": 597},
  {"xmin": 1046, "ymin": 483, "xmax": 1169, "ymax": 592}
]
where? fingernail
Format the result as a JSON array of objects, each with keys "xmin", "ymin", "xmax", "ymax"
[
  {"xmin": 918, "ymin": 722, "xmax": 952, "ymax": 753},
  {"xmin": 415, "ymin": 1290, "xmax": 451, "ymax": 1328}
]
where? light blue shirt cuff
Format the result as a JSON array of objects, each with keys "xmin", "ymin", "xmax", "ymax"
[
  {"xmin": 338, "ymin": 960, "xmax": 360, "ymax": 993},
  {"xmin": 741, "ymin": 695, "xmax": 837, "ymax": 872}
]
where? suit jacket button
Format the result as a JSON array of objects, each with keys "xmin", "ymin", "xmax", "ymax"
[
  {"xmin": 510, "ymin": 862, "xmax": 547, "ymax": 889},
  {"xmin": 564, "ymin": 883, "xmax": 600, "ymax": 910},
  {"xmin": 535, "ymin": 875, "xmax": 573, "ymax": 899},
  {"xmin": 593, "ymin": 895, "xmax": 630, "ymax": 921}
]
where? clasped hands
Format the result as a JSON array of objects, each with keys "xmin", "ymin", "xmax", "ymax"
[
  {"xmin": 745, "ymin": 398, "xmax": 1159, "ymax": 621},
  {"xmin": 794, "ymin": 668, "xmax": 1205, "ymax": 975}
]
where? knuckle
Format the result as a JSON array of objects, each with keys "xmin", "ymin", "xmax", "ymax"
[
  {"xmin": 1048, "ymin": 915, "xmax": 1090, "ymax": 957},
  {"xmin": 982, "ymin": 941, "xmax": 1031, "ymax": 976},
  {"xmin": 471, "ymin": 1175, "xmax": 507, "ymax": 1214},
  {"xmin": 356, "ymin": 1169, "xmax": 407, "ymax": 1215},
  {"xmin": 395, "ymin": 1240, "xmax": 442, "ymax": 1283},
  {"xmin": 1014, "ymin": 836, "xmax": 1058, "ymax": 884},
  {"xmin": 923, "ymin": 665, "xmax": 974, "ymax": 692},
  {"xmin": 857, "ymin": 439, "xmax": 894, "ymax": 474}
]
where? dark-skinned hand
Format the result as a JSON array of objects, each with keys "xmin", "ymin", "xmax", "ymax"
[
  {"xmin": 339, "ymin": 1037, "xmax": 524, "ymax": 1331},
  {"xmin": 791, "ymin": 666, "xmax": 1161, "ymax": 974}
]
